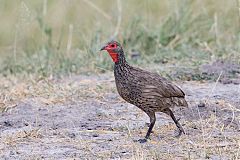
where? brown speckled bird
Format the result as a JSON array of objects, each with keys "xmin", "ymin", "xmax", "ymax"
[{"xmin": 100, "ymin": 40, "xmax": 188, "ymax": 143}]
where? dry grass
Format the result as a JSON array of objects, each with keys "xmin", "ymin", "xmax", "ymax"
[{"xmin": 0, "ymin": 73, "xmax": 239, "ymax": 159}]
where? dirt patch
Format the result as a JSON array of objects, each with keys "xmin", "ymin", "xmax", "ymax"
[
  {"xmin": 0, "ymin": 74, "xmax": 240, "ymax": 159},
  {"xmin": 201, "ymin": 60, "xmax": 240, "ymax": 84},
  {"xmin": 162, "ymin": 60, "xmax": 240, "ymax": 83}
]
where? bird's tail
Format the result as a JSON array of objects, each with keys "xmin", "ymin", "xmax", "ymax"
[
  {"xmin": 180, "ymin": 98, "xmax": 188, "ymax": 107},
  {"xmin": 172, "ymin": 97, "xmax": 188, "ymax": 107}
]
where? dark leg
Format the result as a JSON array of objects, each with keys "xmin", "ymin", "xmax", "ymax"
[
  {"xmin": 163, "ymin": 108, "xmax": 185, "ymax": 137},
  {"xmin": 138, "ymin": 112, "xmax": 156, "ymax": 143}
]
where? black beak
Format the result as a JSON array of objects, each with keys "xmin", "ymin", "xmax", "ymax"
[{"xmin": 100, "ymin": 45, "xmax": 106, "ymax": 51}]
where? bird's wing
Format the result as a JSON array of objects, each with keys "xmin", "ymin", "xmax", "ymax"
[
  {"xmin": 131, "ymin": 67, "xmax": 185, "ymax": 98},
  {"xmin": 141, "ymin": 81, "xmax": 185, "ymax": 98}
]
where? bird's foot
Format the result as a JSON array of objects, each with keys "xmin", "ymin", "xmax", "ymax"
[
  {"xmin": 174, "ymin": 127, "xmax": 186, "ymax": 137},
  {"xmin": 174, "ymin": 130, "xmax": 182, "ymax": 138},
  {"xmin": 133, "ymin": 138, "xmax": 148, "ymax": 143},
  {"xmin": 174, "ymin": 118, "xmax": 185, "ymax": 137},
  {"xmin": 138, "ymin": 138, "xmax": 148, "ymax": 143}
]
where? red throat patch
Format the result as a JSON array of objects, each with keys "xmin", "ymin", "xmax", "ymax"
[{"xmin": 108, "ymin": 52, "xmax": 118, "ymax": 63}]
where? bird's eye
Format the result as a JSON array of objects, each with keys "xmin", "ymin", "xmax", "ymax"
[{"xmin": 111, "ymin": 44, "xmax": 115, "ymax": 47}]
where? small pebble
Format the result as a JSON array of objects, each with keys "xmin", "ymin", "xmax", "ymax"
[
  {"xmin": 92, "ymin": 133, "xmax": 99, "ymax": 137},
  {"xmin": 81, "ymin": 124, "xmax": 87, "ymax": 128},
  {"xmin": 68, "ymin": 133, "xmax": 76, "ymax": 138},
  {"xmin": 198, "ymin": 101, "xmax": 205, "ymax": 108},
  {"xmin": 107, "ymin": 127, "xmax": 114, "ymax": 131},
  {"xmin": 4, "ymin": 121, "xmax": 12, "ymax": 127}
]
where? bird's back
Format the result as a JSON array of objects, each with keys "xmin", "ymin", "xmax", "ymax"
[{"xmin": 114, "ymin": 64, "xmax": 188, "ymax": 112}]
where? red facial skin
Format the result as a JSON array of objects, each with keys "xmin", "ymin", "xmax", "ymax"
[
  {"xmin": 102, "ymin": 43, "xmax": 118, "ymax": 63},
  {"xmin": 107, "ymin": 51, "xmax": 118, "ymax": 63}
]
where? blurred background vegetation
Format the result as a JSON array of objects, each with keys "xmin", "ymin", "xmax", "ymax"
[{"xmin": 0, "ymin": 0, "xmax": 240, "ymax": 78}]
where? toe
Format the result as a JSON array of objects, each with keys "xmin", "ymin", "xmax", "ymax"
[
  {"xmin": 138, "ymin": 138, "xmax": 147, "ymax": 143},
  {"xmin": 174, "ymin": 129, "xmax": 183, "ymax": 137}
]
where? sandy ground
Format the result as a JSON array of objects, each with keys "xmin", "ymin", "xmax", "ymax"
[{"xmin": 0, "ymin": 73, "xmax": 240, "ymax": 160}]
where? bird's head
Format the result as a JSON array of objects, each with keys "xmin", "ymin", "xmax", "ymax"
[{"xmin": 100, "ymin": 40, "xmax": 123, "ymax": 63}]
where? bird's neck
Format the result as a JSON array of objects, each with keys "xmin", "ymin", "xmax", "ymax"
[
  {"xmin": 115, "ymin": 50, "xmax": 127, "ymax": 65},
  {"xmin": 114, "ymin": 51, "xmax": 131, "ymax": 78}
]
